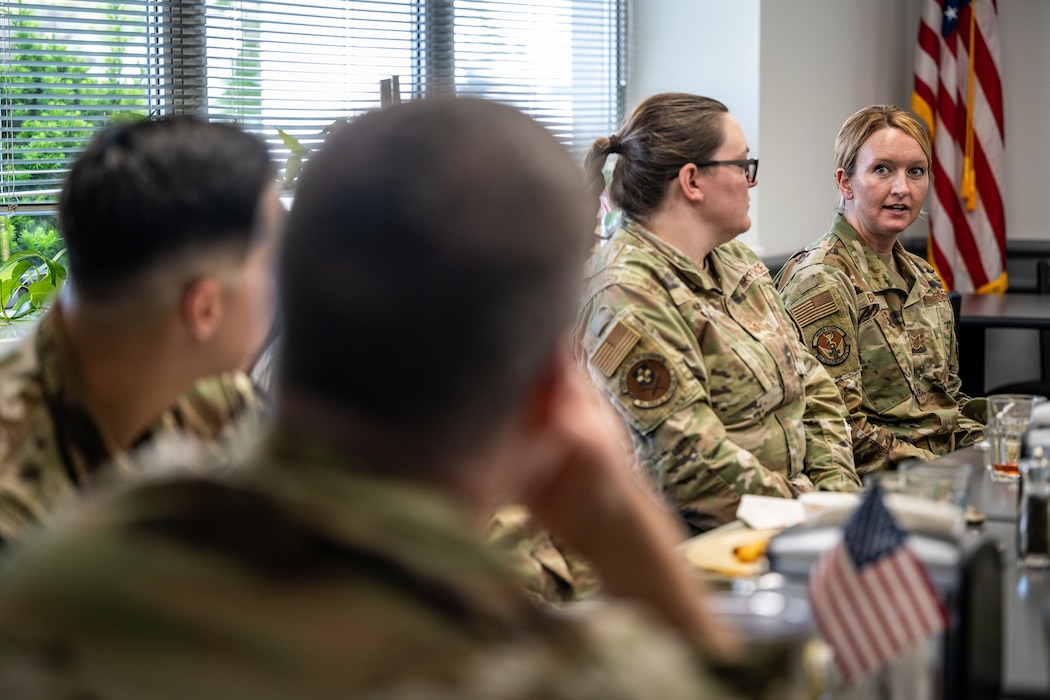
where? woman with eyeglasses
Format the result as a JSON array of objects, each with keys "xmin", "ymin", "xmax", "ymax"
[
  {"xmin": 775, "ymin": 105, "xmax": 984, "ymax": 476},
  {"xmin": 576, "ymin": 93, "xmax": 860, "ymax": 534}
]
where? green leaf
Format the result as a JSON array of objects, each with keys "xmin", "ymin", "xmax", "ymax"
[
  {"xmin": 284, "ymin": 155, "xmax": 303, "ymax": 187},
  {"xmin": 0, "ymin": 260, "xmax": 33, "ymax": 307},
  {"xmin": 276, "ymin": 128, "xmax": 310, "ymax": 157},
  {"xmin": 26, "ymin": 279, "xmax": 58, "ymax": 307},
  {"xmin": 0, "ymin": 313, "xmax": 42, "ymax": 339},
  {"xmin": 7, "ymin": 296, "xmax": 33, "ymax": 320},
  {"xmin": 0, "ymin": 259, "xmax": 32, "ymax": 284},
  {"xmin": 0, "ymin": 248, "xmax": 67, "ymax": 324},
  {"xmin": 2, "ymin": 250, "xmax": 47, "ymax": 266},
  {"xmin": 108, "ymin": 111, "xmax": 148, "ymax": 125}
]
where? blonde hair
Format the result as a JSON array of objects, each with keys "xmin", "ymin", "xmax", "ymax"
[
  {"xmin": 584, "ymin": 93, "xmax": 728, "ymax": 223},
  {"xmin": 834, "ymin": 104, "xmax": 932, "ymax": 177}
]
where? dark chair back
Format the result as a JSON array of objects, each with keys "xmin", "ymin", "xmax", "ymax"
[{"xmin": 986, "ymin": 259, "xmax": 1050, "ymax": 397}]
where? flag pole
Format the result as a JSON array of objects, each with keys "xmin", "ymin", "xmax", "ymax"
[{"xmin": 961, "ymin": 0, "xmax": 978, "ymax": 211}]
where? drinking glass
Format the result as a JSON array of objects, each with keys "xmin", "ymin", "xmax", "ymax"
[{"xmin": 987, "ymin": 394, "xmax": 1048, "ymax": 481}]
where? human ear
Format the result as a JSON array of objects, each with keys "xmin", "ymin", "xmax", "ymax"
[
  {"xmin": 181, "ymin": 277, "xmax": 225, "ymax": 342},
  {"xmin": 835, "ymin": 168, "xmax": 853, "ymax": 200},
  {"xmin": 676, "ymin": 163, "xmax": 705, "ymax": 203}
]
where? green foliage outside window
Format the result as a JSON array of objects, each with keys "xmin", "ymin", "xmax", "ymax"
[{"xmin": 2, "ymin": 5, "xmax": 147, "ymax": 266}]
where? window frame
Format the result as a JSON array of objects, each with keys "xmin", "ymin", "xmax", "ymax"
[{"xmin": 1, "ymin": 0, "xmax": 627, "ymax": 217}]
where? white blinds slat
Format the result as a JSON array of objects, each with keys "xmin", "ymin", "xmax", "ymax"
[{"xmin": 1, "ymin": 0, "xmax": 625, "ymax": 212}]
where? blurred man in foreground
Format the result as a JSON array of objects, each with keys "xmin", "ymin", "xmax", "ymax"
[
  {"xmin": 0, "ymin": 116, "xmax": 277, "ymax": 545},
  {"xmin": 0, "ymin": 98, "xmax": 741, "ymax": 698}
]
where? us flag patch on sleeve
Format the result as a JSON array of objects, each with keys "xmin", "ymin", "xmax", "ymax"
[
  {"xmin": 792, "ymin": 290, "xmax": 838, "ymax": 327},
  {"xmin": 591, "ymin": 321, "xmax": 640, "ymax": 377}
]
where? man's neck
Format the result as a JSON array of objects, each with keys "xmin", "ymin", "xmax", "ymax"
[
  {"xmin": 56, "ymin": 300, "xmax": 201, "ymax": 451},
  {"xmin": 275, "ymin": 393, "xmax": 504, "ymax": 524}
]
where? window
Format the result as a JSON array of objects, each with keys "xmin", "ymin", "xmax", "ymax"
[{"xmin": 1, "ymin": 0, "xmax": 626, "ymax": 238}]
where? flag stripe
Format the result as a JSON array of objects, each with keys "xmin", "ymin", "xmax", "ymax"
[
  {"xmin": 914, "ymin": 0, "xmax": 1006, "ymax": 293},
  {"xmin": 892, "ymin": 550, "xmax": 948, "ymax": 631},
  {"xmin": 816, "ymin": 549, "xmax": 870, "ymax": 678},
  {"xmin": 974, "ymin": 1, "xmax": 1004, "ymax": 136},
  {"xmin": 864, "ymin": 562, "xmax": 913, "ymax": 649},
  {"xmin": 810, "ymin": 549, "xmax": 869, "ymax": 679}
]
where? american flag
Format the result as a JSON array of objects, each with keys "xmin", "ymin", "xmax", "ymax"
[
  {"xmin": 912, "ymin": 0, "xmax": 1006, "ymax": 294},
  {"xmin": 808, "ymin": 486, "xmax": 948, "ymax": 681}
]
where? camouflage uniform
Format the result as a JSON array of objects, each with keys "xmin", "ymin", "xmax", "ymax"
[
  {"xmin": 775, "ymin": 215, "xmax": 984, "ymax": 475},
  {"xmin": 0, "ymin": 308, "xmax": 267, "ymax": 545},
  {"xmin": 0, "ymin": 429, "xmax": 742, "ymax": 700},
  {"xmin": 577, "ymin": 219, "xmax": 859, "ymax": 532},
  {"xmin": 488, "ymin": 504, "xmax": 600, "ymax": 604},
  {"xmin": 248, "ymin": 333, "xmax": 589, "ymax": 606}
]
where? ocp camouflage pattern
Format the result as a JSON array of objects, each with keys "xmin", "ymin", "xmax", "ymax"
[
  {"xmin": 775, "ymin": 215, "xmax": 984, "ymax": 475},
  {"xmin": 577, "ymin": 220, "xmax": 859, "ymax": 532}
]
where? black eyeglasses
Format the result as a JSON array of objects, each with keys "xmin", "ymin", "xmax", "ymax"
[
  {"xmin": 691, "ymin": 158, "xmax": 759, "ymax": 184},
  {"xmin": 667, "ymin": 156, "xmax": 760, "ymax": 183}
]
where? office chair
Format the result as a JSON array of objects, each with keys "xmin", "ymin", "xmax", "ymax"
[{"xmin": 985, "ymin": 259, "xmax": 1050, "ymax": 397}]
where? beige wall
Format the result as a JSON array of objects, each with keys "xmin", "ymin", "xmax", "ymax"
[{"xmin": 629, "ymin": 0, "xmax": 1050, "ymax": 257}]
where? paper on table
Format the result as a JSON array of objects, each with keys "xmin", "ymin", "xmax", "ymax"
[
  {"xmin": 736, "ymin": 494, "xmax": 806, "ymax": 530},
  {"xmin": 807, "ymin": 493, "xmax": 964, "ymax": 539}
]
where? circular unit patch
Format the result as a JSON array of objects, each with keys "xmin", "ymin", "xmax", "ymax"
[
  {"xmin": 811, "ymin": 325, "xmax": 850, "ymax": 367},
  {"xmin": 621, "ymin": 354, "xmax": 676, "ymax": 408}
]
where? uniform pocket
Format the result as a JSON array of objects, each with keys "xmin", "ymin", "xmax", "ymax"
[{"xmin": 857, "ymin": 295, "xmax": 916, "ymax": 414}]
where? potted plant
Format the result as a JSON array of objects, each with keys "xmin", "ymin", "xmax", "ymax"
[{"xmin": 0, "ymin": 248, "xmax": 67, "ymax": 341}]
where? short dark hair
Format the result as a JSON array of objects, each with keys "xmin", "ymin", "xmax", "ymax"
[
  {"xmin": 59, "ymin": 116, "xmax": 275, "ymax": 301},
  {"xmin": 279, "ymin": 98, "xmax": 592, "ymax": 453}
]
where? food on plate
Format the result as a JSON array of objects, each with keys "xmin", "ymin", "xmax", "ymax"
[
  {"xmin": 684, "ymin": 527, "xmax": 780, "ymax": 578},
  {"xmin": 732, "ymin": 536, "xmax": 769, "ymax": 564}
]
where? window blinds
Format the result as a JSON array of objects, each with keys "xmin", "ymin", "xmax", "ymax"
[
  {"xmin": 1, "ymin": 0, "xmax": 625, "ymax": 214},
  {"xmin": 1, "ymin": 1, "xmax": 161, "ymax": 212}
]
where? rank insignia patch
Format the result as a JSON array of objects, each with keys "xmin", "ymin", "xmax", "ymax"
[
  {"xmin": 621, "ymin": 354, "xmax": 676, "ymax": 408},
  {"xmin": 909, "ymin": 329, "xmax": 927, "ymax": 353},
  {"xmin": 812, "ymin": 325, "xmax": 850, "ymax": 366}
]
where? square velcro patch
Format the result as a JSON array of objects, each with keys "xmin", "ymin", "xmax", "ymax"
[
  {"xmin": 791, "ymin": 290, "xmax": 838, "ymax": 327},
  {"xmin": 591, "ymin": 321, "xmax": 640, "ymax": 377}
]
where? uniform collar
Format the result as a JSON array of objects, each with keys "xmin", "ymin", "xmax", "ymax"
[
  {"xmin": 34, "ymin": 306, "xmax": 121, "ymax": 481},
  {"xmin": 619, "ymin": 218, "xmax": 755, "ymax": 294},
  {"xmin": 829, "ymin": 214, "xmax": 914, "ymax": 294},
  {"xmin": 243, "ymin": 424, "xmax": 545, "ymax": 630}
]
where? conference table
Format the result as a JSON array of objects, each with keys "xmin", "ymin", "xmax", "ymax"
[
  {"xmin": 956, "ymin": 293, "xmax": 1050, "ymax": 396},
  {"xmin": 928, "ymin": 446, "xmax": 1048, "ymax": 698},
  {"xmin": 703, "ymin": 445, "xmax": 1050, "ymax": 698}
]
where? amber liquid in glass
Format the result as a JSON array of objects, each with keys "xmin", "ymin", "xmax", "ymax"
[{"xmin": 994, "ymin": 461, "xmax": 1021, "ymax": 478}]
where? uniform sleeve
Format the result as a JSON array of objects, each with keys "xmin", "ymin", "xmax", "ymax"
[
  {"xmin": 487, "ymin": 504, "xmax": 600, "ymax": 604},
  {"xmin": 777, "ymin": 267, "xmax": 936, "ymax": 476},
  {"xmin": 940, "ymin": 302, "xmax": 986, "ymax": 444},
  {"xmin": 795, "ymin": 349, "xmax": 862, "ymax": 491},
  {"xmin": 581, "ymin": 284, "xmax": 795, "ymax": 531}
]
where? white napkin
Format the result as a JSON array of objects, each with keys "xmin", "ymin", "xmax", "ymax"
[
  {"xmin": 806, "ymin": 493, "xmax": 964, "ymax": 539},
  {"xmin": 884, "ymin": 494, "xmax": 964, "ymax": 539},
  {"xmin": 735, "ymin": 494, "xmax": 806, "ymax": 530}
]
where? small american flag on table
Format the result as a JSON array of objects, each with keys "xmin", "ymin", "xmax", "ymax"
[{"xmin": 808, "ymin": 485, "xmax": 948, "ymax": 681}]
